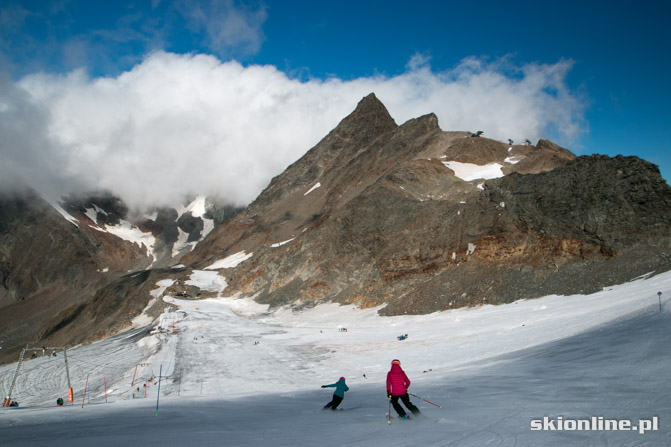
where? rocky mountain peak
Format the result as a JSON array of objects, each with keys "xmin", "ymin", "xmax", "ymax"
[
  {"xmin": 182, "ymin": 95, "xmax": 670, "ymax": 317},
  {"xmin": 331, "ymin": 92, "xmax": 397, "ymax": 142},
  {"xmin": 350, "ymin": 92, "xmax": 394, "ymax": 121}
]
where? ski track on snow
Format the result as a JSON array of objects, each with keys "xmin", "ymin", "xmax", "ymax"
[{"xmin": 0, "ymin": 271, "xmax": 669, "ymax": 446}]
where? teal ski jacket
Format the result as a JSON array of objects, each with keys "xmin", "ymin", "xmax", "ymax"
[{"xmin": 323, "ymin": 378, "xmax": 349, "ymax": 397}]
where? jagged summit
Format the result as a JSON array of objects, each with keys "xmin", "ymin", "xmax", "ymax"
[
  {"xmin": 342, "ymin": 93, "xmax": 397, "ymax": 130},
  {"xmin": 318, "ymin": 92, "xmax": 398, "ymax": 149}
]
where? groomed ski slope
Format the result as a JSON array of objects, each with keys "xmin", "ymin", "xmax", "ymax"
[{"xmin": 1, "ymin": 271, "xmax": 669, "ymax": 446}]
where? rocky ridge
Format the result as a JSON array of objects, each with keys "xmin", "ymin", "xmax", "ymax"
[{"xmin": 180, "ymin": 94, "xmax": 671, "ymax": 314}]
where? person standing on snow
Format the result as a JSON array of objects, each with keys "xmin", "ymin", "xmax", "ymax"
[
  {"xmin": 321, "ymin": 377, "xmax": 349, "ymax": 410},
  {"xmin": 386, "ymin": 359, "xmax": 420, "ymax": 418}
]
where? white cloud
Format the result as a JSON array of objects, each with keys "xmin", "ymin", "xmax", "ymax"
[
  {"xmin": 178, "ymin": 0, "xmax": 267, "ymax": 57},
  {"xmin": 0, "ymin": 51, "xmax": 587, "ymax": 209}
]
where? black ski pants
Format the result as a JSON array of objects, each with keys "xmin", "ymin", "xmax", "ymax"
[
  {"xmin": 391, "ymin": 394, "xmax": 420, "ymax": 417},
  {"xmin": 323, "ymin": 395, "xmax": 343, "ymax": 410}
]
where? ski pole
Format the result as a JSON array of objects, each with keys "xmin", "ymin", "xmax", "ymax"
[
  {"xmin": 410, "ymin": 393, "xmax": 443, "ymax": 408},
  {"xmin": 388, "ymin": 397, "xmax": 392, "ymax": 424}
]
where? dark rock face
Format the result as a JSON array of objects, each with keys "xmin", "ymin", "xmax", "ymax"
[
  {"xmin": 0, "ymin": 192, "xmax": 105, "ymax": 310},
  {"xmin": 486, "ymin": 155, "xmax": 671, "ymax": 250},
  {"xmin": 203, "ymin": 203, "xmax": 246, "ymax": 225},
  {"xmin": 0, "ymin": 191, "xmax": 151, "ymax": 363},
  {"xmin": 177, "ymin": 213, "xmax": 204, "ymax": 243},
  {"xmin": 63, "ymin": 192, "xmax": 128, "ymax": 227}
]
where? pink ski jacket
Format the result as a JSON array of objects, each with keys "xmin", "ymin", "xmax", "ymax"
[{"xmin": 386, "ymin": 364, "xmax": 411, "ymax": 396}]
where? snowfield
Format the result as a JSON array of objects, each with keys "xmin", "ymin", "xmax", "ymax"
[
  {"xmin": 1, "ymin": 271, "xmax": 669, "ymax": 446},
  {"xmin": 442, "ymin": 161, "xmax": 504, "ymax": 181}
]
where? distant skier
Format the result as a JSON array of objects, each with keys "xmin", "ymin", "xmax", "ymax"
[
  {"xmin": 387, "ymin": 359, "xmax": 420, "ymax": 419},
  {"xmin": 321, "ymin": 377, "xmax": 349, "ymax": 410},
  {"xmin": 56, "ymin": 397, "xmax": 64, "ymax": 406}
]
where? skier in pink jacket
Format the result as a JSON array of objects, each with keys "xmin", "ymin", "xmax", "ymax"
[{"xmin": 386, "ymin": 359, "xmax": 420, "ymax": 419}]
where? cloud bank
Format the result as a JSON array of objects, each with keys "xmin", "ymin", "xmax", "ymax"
[{"xmin": 0, "ymin": 52, "xmax": 587, "ymax": 209}]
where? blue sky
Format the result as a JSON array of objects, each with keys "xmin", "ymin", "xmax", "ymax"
[{"xmin": 1, "ymin": 0, "xmax": 669, "ymax": 207}]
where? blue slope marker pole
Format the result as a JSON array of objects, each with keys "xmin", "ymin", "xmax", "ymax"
[
  {"xmin": 658, "ymin": 291, "xmax": 663, "ymax": 312},
  {"xmin": 155, "ymin": 364, "xmax": 162, "ymax": 416}
]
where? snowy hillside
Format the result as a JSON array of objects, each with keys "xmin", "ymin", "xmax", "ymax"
[
  {"xmin": 77, "ymin": 195, "xmax": 217, "ymax": 265},
  {"xmin": 1, "ymin": 271, "xmax": 669, "ymax": 446},
  {"xmin": 171, "ymin": 196, "xmax": 216, "ymax": 257}
]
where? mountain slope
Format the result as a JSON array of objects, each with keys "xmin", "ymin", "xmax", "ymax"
[
  {"xmin": 0, "ymin": 191, "xmax": 150, "ymax": 363},
  {"xmin": 180, "ymin": 94, "xmax": 671, "ymax": 314},
  {"xmin": 0, "ymin": 192, "xmax": 236, "ymax": 363}
]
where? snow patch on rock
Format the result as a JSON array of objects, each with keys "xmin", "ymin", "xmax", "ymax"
[
  {"xmin": 443, "ymin": 161, "xmax": 504, "ymax": 181},
  {"xmin": 205, "ymin": 251, "xmax": 254, "ymax": 270}
]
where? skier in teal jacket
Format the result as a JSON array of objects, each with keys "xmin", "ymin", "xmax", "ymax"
[{"xmin": 321, "ymin": 377, "xmax": 349, "ymax": 410}]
